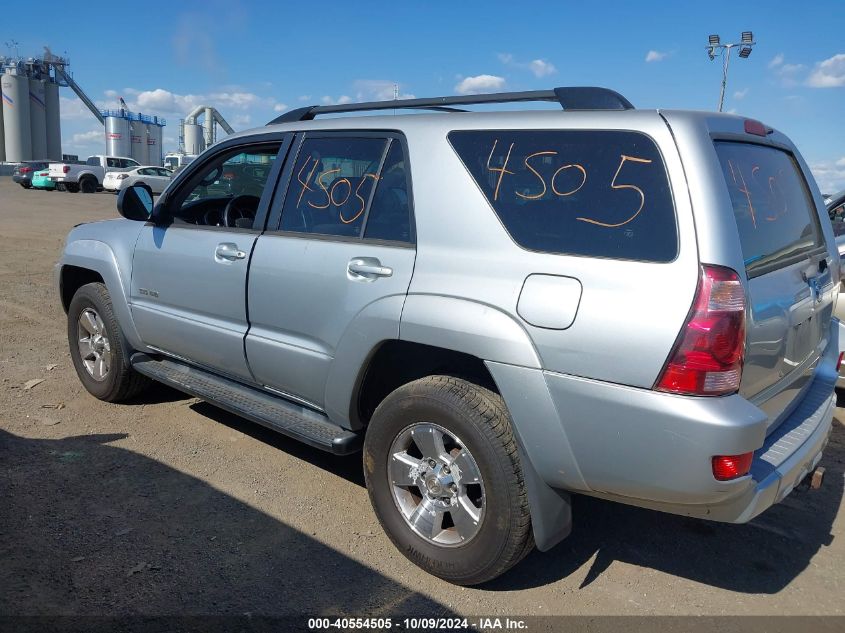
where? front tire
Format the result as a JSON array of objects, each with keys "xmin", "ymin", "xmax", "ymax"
[
  {"xmin": 364, "ymin": 376, "xmax": 533, "ymax": 585},
  {"xmin": 67, "ymin": 282, "xmax": 150, "ymax": 402}
]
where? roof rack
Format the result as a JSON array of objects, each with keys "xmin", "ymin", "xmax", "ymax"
[{"xmin": 267, "ymin": 86, "xmax": 634, "ymax": 125}]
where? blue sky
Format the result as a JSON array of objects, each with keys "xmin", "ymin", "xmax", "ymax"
[{"xmin": 6, "ymin": 0, "xmax": 845, "ymax": 191}]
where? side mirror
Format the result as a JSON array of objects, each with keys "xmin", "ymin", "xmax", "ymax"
[{"xmin": 117, "ymin": 185, "xmax": 153, "ymax": 221}]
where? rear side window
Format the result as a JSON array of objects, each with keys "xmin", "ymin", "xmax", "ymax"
[
  {"xmin": 449, "ymin": 130, "xmax": 677, "ymax": 262},
  {"xmin": 714, "ymin": 142, "xmax": 821, "ymax": 275}
]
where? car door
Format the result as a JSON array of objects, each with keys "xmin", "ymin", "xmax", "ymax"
[
  {"xmin": 246, "ymin": 132, "xmax": 416, "ymax": 410},
  {"xmin": 129, "ymin": 134, "xmax": 290, "ymax": 381}
]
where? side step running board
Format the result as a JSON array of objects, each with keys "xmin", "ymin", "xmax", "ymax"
[{"xmin": 130, "ymin": 353, "xmax": 361, "ymax": 455}]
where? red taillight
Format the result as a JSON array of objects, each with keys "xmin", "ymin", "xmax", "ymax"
[
  {"xmin": 656, "ymin": 265, "xmax": 746, "ymax": 396},
  {"xmin": 712, "ymin": 452, "xmax": 753, "ymax": 481},
  {"xmin": 20, "ymin": 167, "xmax": 32, "ymax": 174},
  {"xmin": 62, "ymin": 165, "xmax": 71, "ymax": 174},
  {"xmin": 744, "ymin": 119, "xmax": 768, "ymax": 136}
]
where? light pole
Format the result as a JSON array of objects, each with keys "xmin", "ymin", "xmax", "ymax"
[{"xmin": 707, "ymin": 31, "xmax": 755, "ymax": 112}]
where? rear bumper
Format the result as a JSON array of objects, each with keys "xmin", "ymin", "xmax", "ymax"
[
  {"xmin": 12, "ymin": 175, "xmax": 30, "ymax": 185},
  {"xmin": 489, "ymin": 320, "xmax": 837, "ymax": 524}
]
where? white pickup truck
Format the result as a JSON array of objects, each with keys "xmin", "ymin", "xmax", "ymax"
[{"xmin": 49, "ymin": 155, "xmax": 140, "ymax": 193}]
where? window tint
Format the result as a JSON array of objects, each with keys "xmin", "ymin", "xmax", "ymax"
[
  {"xmin": 86, "ymin": 157, "xmax": 99, "ymax": 166},
  {"xmin": 170, "ymin": 145, "xmax": 280, "ymax": 227},
  {"xmin": 449, "ymin": 130, "xmax": 677, "ymax": 262},
  {"xmin": 106, "ymin": 158, "xmax": 120, "ymax": 168},
  {"xmin": 137, "ymin": 168, "xmax": 153, "ymax": 176},
  {"xmin": 714, "ymin": 142, "xmax": 820, "ymax": 274},
  {"xmin": 156, "ymin": 168, "xmax": 172, "ymax": 177},
  {"xmin": 126, "ymin": 159, "xmax": 139, "ymax": 167},
  {"xmin": 280, "ymin": 137, "xmax": 387, "ymax": 237},
  {"xmin": 364, "ymin": 141, "xmax": 412, "ymax": 242}
]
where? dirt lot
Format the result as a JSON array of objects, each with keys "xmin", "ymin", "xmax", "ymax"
[{"xmin": 1, "ymin": 177, "xmax": 843, "ymax": 619}]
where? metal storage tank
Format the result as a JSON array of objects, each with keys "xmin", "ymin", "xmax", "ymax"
[
  {"xmin": 0, "ymin": 80, "xmax": 5, "ymax": 163},
  {"xmin": 44, "ymin": 80, "xmax": 61, "ymax": 159},
  {"xmin": 2, "ymin": 73, "xmax": 32, "ymax": 162},
  {"xmin": 105, "ymin": 114, "xmax": 131, "ymax": 157},
  {"xmin": 184, "ymin": 123, "xmax": 204, "ymax": 155},
  {"xmin": 130, "ymin": 120, "xmax": 147, "ymax": 163},
  {"xmin": 29, "ymin": 78, "xmax": 48, "ymax": 159},
  {"xmin": 148, "ymin": 121, "xmax": 163, "ymax": 166}
]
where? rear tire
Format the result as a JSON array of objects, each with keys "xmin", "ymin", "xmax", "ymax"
[
  {"xmin": 20, "ymin": 183, "xmax": 31, "ymax": 189},
  {"xmin": 67, "ymin": 282, "xmax": 151, "ymax": 402},
  {"xmin": 364, "ymin": 376, "xmax": 533, "ymax": 585},
  {"xmin": 79, "ymin": 177, "xmax": 97, "ymax": 194}
]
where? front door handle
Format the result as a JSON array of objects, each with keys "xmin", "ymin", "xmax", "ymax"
[
  {"xmin": 215, "ymin": 242, "xmax": 246, "ymax": 261},
  {"xmin": 348, "ymin": 257, "xmax": 393, "ymax": 279}
]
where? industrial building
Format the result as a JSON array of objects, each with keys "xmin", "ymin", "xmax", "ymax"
[{"xmin": 2, "ymin": 49, "xmax": 238, "ymax": 167}]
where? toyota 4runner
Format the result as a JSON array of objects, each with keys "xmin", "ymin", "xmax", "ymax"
[{"xmin": 57, "ymin": 87, "xmax": 838, "ymax": 585}]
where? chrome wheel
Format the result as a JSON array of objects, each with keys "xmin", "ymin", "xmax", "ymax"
[
  {"xmin": 77, "ymin": 308, "xmax": 111, "ymax": 381},
  {"xmin": 389, "ymin": 422, "xmax": 485, "ymax": 546}
]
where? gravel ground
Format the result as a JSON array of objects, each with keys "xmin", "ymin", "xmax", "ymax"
[{"xmin": 0, "ymin": 177, "xmax": 843, "ymax": 619}]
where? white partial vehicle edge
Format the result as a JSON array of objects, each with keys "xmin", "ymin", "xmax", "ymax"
[{"xmin": 103, "ymin": 166, "xmax": 173, "ymax": 195}]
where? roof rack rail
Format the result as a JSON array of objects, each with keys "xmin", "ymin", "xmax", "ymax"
[{"xmin": 267, "ymin": 86, "xmax": 634, "ymax": 125}]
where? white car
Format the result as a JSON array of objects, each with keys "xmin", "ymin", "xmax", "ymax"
[{"xmin": 103, "ymin": 166, "xmax": 173, "ymax": 195}]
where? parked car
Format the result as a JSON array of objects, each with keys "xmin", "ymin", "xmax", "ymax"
[
  {"xmin": 12, "ymin": 160, "xmax": 49, "ymax": 188},
  {"xmin": 103, "ymin": 166, "xmax": 173, "ymax": 195},
  {"xmin": 30, "ymin": 170, "xmax": 56, "ymax": 190},
  {"xmin": 49, "ymin": 155, "xmax": 140, "ymax": 193},
  {"xmin": 56, "ymin": 87, "xmax": 838, "ymax": 585}
]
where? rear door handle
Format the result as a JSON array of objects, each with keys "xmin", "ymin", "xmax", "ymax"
[
  {"xmin": 348, "ymin": 257, "xmax": 393, "ymax": 279},
  {"xmin": 215, "ymin": 242, "xmax": 246, "ymax": 261}
]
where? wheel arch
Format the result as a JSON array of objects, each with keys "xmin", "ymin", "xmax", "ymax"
[{"xmin": 58, "ymin": 239, "xmax": 144, "ymax": 350}]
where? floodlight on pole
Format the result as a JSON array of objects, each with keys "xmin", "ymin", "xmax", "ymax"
[{"xmin": 706, "ymin": 31, "xmax": 756, "ymax": 112}]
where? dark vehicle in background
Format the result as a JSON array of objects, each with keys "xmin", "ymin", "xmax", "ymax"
[{"xmin": 12, "ymin": 161, "xmax": 50, "ymax": 188}]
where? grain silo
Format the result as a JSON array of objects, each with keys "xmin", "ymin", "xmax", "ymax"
[
  {"xmin": 29, "ymin": 77, "xmax": 48, "ymax": 159},
  {"xmin": 147, "ymin": 117, "xmax": 164, "ymax": 166},
  {"xmin": 104, "ymin": 112, "xmax": 131, "ymax": 157},
  {"xmin": 183, "ymin": 122, "xmax": 205, "ymax": 155},
  {"xmin": 1, "ymin": 72, "xmax": 32, "ymax": 163},
  {"xmin": 44, "ymin": 79, "xmax": 61, "ymax": 159},
  {"xmin": 0, "ymin": 80, "xmax": 5, "ymax": 162}
]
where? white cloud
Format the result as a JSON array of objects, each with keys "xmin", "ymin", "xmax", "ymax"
[
  {"xmin": 273, "ymin": 103, "xmax": 288, "ymax": 113},
  {"xmin": 320, "ymin": 95, "xmax": 352, "ymax": 105},
  {"xmin": 60, "ymin": 96, "xmax": 103, "ymax": 121},
  {"xmin": 498, "ymin": 53, "xmax": 556, "ymax": 77},
  {"xmin": 454, "ymin": 74, "xmax": 506, "ymax": 95},
  {"xmin": 297, "ymin": 95, "xmax": 312, "ymax": 102},
  {"xmin": 807, "ymin": 53, "xmax": 845, "ymax": 88},
  {"xmin": 733, "ymin": 88, "xmax": 749, "ymax": 100},
  {"xmin": 645, "ymin": 50, "xmax": 667, "ymax": 63},
  {"xmin": 352, "ymin": 80, "xmax": 415, "ymax": 101},
  {"xmin": 71, "ymin": 130, "xmax": 103, "ymax": 144},
  {"xmin": 768, "ymin": 55, "xmax": 806, "ymax": 87},
  {"xmin": 232, "ymin": 114, "xmax": 252, "ymax": 128},
  {"xmin": 528, "ymin": 59, "xmax": 556, "ymax": 77},
  {"xmin": 810, "ymin": 158, "xmax": 845, "ymax": 193}
]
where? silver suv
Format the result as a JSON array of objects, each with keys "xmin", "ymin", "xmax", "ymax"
[{"xmin": 57, "ymin": 87, "xmax": 838, "ymax": 585}]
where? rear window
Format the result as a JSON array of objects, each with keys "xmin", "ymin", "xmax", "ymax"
[
  {"xmin": 448, "ymin": 130, "xmax": 677, "ymax": 262},
  {"xmin": 714, "ymin": 141, "xmax": 821, "ymax": 275}
]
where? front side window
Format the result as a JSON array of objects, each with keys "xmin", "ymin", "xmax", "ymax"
[
  {"xmin": 168, "ymin": 144, "xmax": 280, "ymax": 228},
  {"xmin": 449, "ymin": 130, "xmax": 677, "ymax": 262},
  {"xmin": 107, "ymin": 158, "xmax": 120, "ymax": 168}
]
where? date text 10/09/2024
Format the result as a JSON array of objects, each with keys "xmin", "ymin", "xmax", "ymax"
[{"xmin": 307, "ymin": 616, "xmax": 529, "ymax": 630}]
